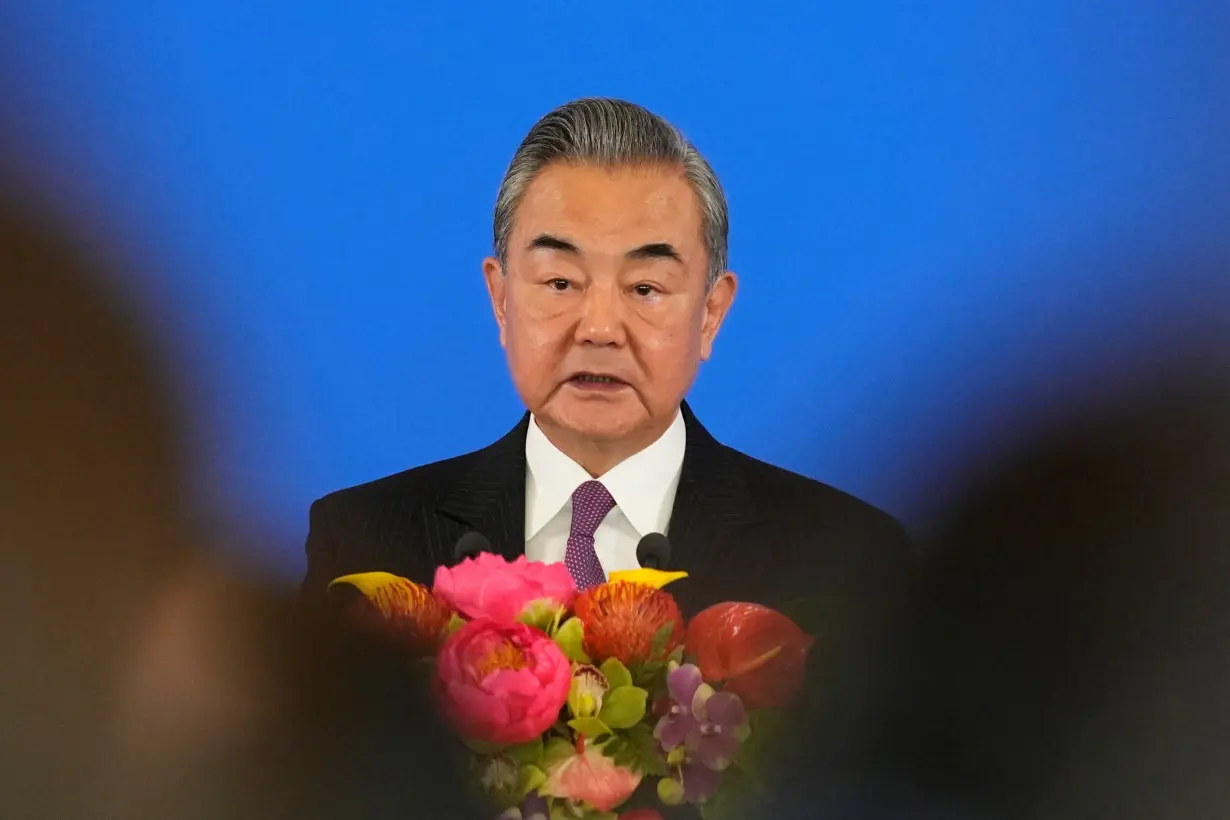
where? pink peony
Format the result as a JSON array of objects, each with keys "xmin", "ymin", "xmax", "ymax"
[
  {"xmin": 434, "ymin": 619, "xmax": 571, "ymax": 745},
  {"xmin": 541, "ymin": 742, "xmax": 643, "ymax": 812},
  {"xmin": 433, "ymin": 553, "xmax": 577, "ymax": 624}
]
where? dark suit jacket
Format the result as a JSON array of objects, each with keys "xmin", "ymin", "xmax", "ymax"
[
  {"xmin": 303, "ymin": 402, "xmax": 910, "ymax": 617},
  {"xmin": 302, "ymin": 403, "xmax": 916, "ymax": 812}
]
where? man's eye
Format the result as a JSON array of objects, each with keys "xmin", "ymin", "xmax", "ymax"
[
  {"xmin": 633, "ymin": 283, "xmax": 658, "ymax": 297},
  {"xmin": 547, "ymin": 278, "xmax": 570, "ymax": 291}
]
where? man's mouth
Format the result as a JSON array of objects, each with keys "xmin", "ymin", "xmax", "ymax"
[{"xmin": 567, "ymin": 372, "xmax": 628, "ymax": 390}]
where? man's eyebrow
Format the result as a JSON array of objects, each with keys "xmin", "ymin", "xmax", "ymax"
[
  {"xmin": 527, "ymin": 233, "xmax": 581, "ymax": 255},
  {"xmin": 626, "ymin": 242, "xmax": 682, "ymax": 263},
  {"xmin": 526, "ymin": 235, "xmax": 682, "ymax": 264}
]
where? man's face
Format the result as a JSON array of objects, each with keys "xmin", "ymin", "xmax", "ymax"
[{"xmin": 483, "ymin": 162, "xmax": 736, "ymax": 449}]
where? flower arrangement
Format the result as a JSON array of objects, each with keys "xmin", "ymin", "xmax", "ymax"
[{"xmin": 330, "ymin": 553, "xmax": 814, "ymax": 820}]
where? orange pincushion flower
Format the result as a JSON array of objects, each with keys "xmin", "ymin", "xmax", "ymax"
[
  {"xmin": 573, "ymin": 581, "xmax": 684, "ymax": 665},
  {"xmin": 330, "ymin": 571, "xmax": 454, "ymax": 654}
]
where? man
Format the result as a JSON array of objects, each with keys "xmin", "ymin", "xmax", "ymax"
[{"xmin": 302, "ymin": 97, "xmax": 910, "ymax": 620}]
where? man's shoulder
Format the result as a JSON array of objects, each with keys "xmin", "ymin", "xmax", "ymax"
[
  {"xmin": 313, "ymin": 415, "xmax": 528, "ymax": 518},
  {"xmin": 723, "ymin": 444, "xmax": 909, "ymax": 546},
  {"xmin": 310, "ymin": 448, "xmax": 483, "ymax": 518}
]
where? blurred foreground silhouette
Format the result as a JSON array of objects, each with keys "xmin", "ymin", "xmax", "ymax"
[
  {"xmin": 904, "ymin": 367, "xmax": 1230, "ymax": 818},
  {"xmin": 762, "ymin": 361, "xmax": 1230, "ymax": 820},
  {"xmin": 0, "ymin": 196, "xmax": 478, "ymax": 819}
]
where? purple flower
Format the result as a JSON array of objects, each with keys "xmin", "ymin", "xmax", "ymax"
[
  {"xmin": 495, "ymin": 793, "xmax": 548, "ymax": 820},
  {"xmin": 680, "ymin": 762, "xmax": 722, "ymax": 804},
  {"xmin": 653, "ymin": 663, "xmax": 747, "ymax": 804}
]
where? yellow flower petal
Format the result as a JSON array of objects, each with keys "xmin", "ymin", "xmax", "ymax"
[
  {"xmin": 607, "ymin": 568, "xmax": 689, "ymax": 589},
  {"xmin": 328, "ymin": 571, "xmax": 453, "ymax": 654},
  {"xmin": 329, "ymin": 571, "xmax": 423, "ymax": 618}
]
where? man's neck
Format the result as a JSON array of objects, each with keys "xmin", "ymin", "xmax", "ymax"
[{"xmin": 534, "ymin": 419, "xmax": 674, "ymax": 477}]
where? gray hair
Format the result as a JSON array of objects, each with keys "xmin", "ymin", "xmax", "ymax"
[{"xmin": 493, "ymin": 98, "xmax": 729, "ymax": 288}]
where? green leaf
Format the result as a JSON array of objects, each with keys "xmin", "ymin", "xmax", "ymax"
[
  {"xmin": 598, "ymin": 686, "xmax": 648, "ymax": 730},
  {"xmin": 599, "ymin": 657, "xmax": 633, "ymax": 690},
  {"xmin": 609, "ymin": 749, "xmax": 635, "ymax": 768},
  {"xmin": 517, "ymin": 764, "xmax": 546, "ymax": 799},
  {"xmin": 461, "ymin": 738, "xmax": 505, "ymax": 756},
  {"xmin": 446, "ymin": 613, "xmax": 467, "ymax": 636},
  {"xmin": 543, "ymin": 737, "xmax": 575, "ymax": 768},
  {"xmin": 619, "ymin": 722, "xmax": 669, "ymax": 776},
  {"xmin": 697, "ymin": 765, "xmax": 756, "ymax": 820},
  {"xmin": 649, "ymin": 623, "xmax": 675, "ymax": 659},
  {"xmin": 732, "ymin": 710, "xmax": 785, "ymax": 790},
  {"xmin": 553, "ymin": 617, "xmax": 591, "ymax": 664},
  {"xmin": 667, "ymin": 645, "xmax": 685, "ymax": 666},
  {"xmin": 506, "ymin": 737, "xmax": 544, "ymax": 767},
  {"xmin": 632, "ymin": 660, "xmax": 665, "ymax": 688},
  {"xmin": 567, "ymin": 716, "xmax": 611, "ymax": 740},
  {"xmin": 625, "ymin": 721, "xmax": 653, "ymax": 740},
  {"xmin": 517, "ymin": 600, "xmax": 562, "ymax": 632},
  {"xmin": 600, "ymin": 735, "xmax": 627, "ymax": 758},
  {"xmin": 549, "ymin": 799, "xmax": 591, "ymax": 820}
]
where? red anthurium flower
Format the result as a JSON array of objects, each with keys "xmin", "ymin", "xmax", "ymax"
[
  {"xmin": 573, "ymin": 581, "xmax": 684, "ymax": 665},
  {"xmin": 685, "ymin": 602, "xmax": 814, "ymax": 709}
]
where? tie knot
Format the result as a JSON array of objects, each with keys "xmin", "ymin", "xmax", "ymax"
[{"xmin": 569, "ymin": 480, "xmax": 615, "ymax": 538}]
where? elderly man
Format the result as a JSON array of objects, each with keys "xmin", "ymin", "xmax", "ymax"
[{"xmin": 302, "ymin": 98, "xmax": 909, "ymax": 618}]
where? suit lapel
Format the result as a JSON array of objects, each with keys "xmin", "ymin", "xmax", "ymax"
[
  {"xmin": 434, "ymin": 414, "xmax": 530, "ymax": 562},
  {"xmin": 430, "ymin": 404, "xmax": 760, "ymax": 574},
  {"xmin": 668, "ymin": 402, "xmax": 763, "ymax": 577}
]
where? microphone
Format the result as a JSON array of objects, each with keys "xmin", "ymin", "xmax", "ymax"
[
  {"xmin": 453, "ymin": 531, "xmax": 492, "ymax": 565},
  {"xmin": 636, "ymin": 533, "xmax": 672, "ymax": 570}
]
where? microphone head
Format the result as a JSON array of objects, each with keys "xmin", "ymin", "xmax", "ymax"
[
  {"xmin": 635, "ymin": 532, "xmax": 672, "ymax": 569},
  {"xmin": 453, "ymin": 531, "xmax": 492, "ymax": 564}
]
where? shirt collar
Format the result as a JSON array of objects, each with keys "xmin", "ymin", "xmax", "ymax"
[{"xmin": 524, "ymin": 409, "xmax": 687, "ymax": 541}]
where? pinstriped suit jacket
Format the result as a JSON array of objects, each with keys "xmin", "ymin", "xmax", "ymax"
[{"xmin": 302, "ymin": 402, "xmax": 910, "ymax": 620}]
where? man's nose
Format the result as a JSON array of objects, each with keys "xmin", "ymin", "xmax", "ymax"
[{"xmin": 574, "ymin": 282, "xmax": 626, "ymax": 347}]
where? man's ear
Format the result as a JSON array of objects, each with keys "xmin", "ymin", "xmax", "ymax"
[
  {"xmin": 699, "ymin": 271, "xmax": 737, "ymax": 361},
  {"xmin": 482, "ymin": 257, "xmax": 507, "ymax": 348}
]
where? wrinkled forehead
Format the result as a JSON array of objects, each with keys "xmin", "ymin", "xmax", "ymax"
[{"xmin": 510, "ymin": 162, "xmax": 707, "ymax": 257}]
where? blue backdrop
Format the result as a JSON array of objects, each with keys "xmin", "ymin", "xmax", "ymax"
[{"xmin": 4, "ymin": 2, "xmax": 1227, "ymax": 581}]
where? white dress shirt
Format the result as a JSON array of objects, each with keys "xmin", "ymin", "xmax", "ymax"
[{"xmin": 524, "ymin": 410, "xmax": 686, "ymax": 573}]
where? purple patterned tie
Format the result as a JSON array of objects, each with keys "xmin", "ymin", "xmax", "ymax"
[{"xmin": 565, "ymin": 480, "xmax": 615, "ymax": 590}]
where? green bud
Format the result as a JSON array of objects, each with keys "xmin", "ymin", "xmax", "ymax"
[{"xmin": 657, "ymin": 777, "xmax": 686, "ymax": 806}]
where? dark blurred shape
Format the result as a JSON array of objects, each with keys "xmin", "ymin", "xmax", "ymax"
[
  {"xmin": 908, "ymin": 368, "xmax": 1230, "ymax": 818},
  {"xmin": 0, "ymin": 194, "xmax": 478, "ymax": 818}
]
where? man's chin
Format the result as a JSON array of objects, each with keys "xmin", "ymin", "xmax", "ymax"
[
  {"xmin": 539, "ymin": 405, "xmax": 646, "ymax": 445},
  {"xmin": 559, "ymin": 419, "xmax": 638, "ymax": 443}
]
